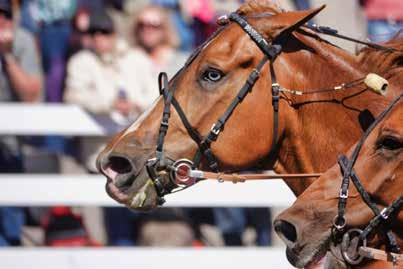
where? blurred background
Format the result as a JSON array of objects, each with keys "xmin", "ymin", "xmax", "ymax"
[{"xmin": 0, "ymin": 0, "xmax": 401, "ymax": 268}]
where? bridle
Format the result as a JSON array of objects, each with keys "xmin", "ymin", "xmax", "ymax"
[
  {"xmin": 331, "ymin": 93, "xmax": 402, "ymax": 266},
  {"xmin": 146, "ymin": 12, "xmax": 285, "ymax": 204},
  {"xmin": 145, "ymin": 11, "xmax": 396, "ymax": 205}
]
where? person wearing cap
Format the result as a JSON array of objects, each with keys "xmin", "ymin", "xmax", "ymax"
[
  {"xmin": 0, "ymin": 0, "xmax": 42, "ymax": 247},
  {"xmin": 64, "ymin": 10, "xmax": 155, "ymax": 173}
]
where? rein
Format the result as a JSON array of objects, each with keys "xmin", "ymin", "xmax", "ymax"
[{"xmin": 331, "ymin": 94, "xmax": 403, "ymax": 266}]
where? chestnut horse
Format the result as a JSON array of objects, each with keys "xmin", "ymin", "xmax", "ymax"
[
  {"xmin": 274, "ymin": 95, "xmax": 402, "ymax": 269},
  {"xmin": 97, "ymin": 1, "xmax": 402, "ymax": 210}
]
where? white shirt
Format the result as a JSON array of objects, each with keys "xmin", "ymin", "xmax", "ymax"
[{"xmin": 64, "ymin": 40, "xmax": 157, "ymax": 115}]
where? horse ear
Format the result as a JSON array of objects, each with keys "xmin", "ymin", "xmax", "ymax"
[{"xmin": 263, "ymin": 5, "xmax": 326, "ymax": 40}]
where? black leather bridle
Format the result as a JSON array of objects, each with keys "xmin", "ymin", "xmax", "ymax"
[
  {"xmin": 331, "ymin": 93, "xmax": 402, "ymax": 266},
  {"xmin": 145, "ymin": 11, "xmax": 398, "ymax": 205},
  {"xmin": 146, "ymin": 12, "xmax": 287, "ymax": 204}
]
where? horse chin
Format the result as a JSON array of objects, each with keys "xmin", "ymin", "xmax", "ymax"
[
  {"xmin": 105, "ymin": 167, "xmax": 159, "ymax": 211},
  {"xmin": 286, "ymin": 232, "xmax": 331, "ymax": 269}
]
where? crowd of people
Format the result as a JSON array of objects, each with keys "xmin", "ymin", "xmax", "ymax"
[{"xmin": 0, "ymin": 0, "xmax": 401, "ymax": 247}]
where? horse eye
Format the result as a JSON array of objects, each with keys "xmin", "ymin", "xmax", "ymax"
[
  {"xmin": 377, "ymin": 136, "xmax": 402, "ymax": 151},
  {"xmin": 203, "ymin": 69, "xmax": 223, "ymax": 82}
]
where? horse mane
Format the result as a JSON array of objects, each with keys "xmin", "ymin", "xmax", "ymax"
[
  {"xmin": 237, "ymin": 0, "xmax": 284, "ymax": 16},
  {"xmin": 357, "ymin": 33, "xmax": 403, "ymax": 75}
]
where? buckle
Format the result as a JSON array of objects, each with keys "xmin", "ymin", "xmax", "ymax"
[
  {"xmin": 380, "ymin": 207, "xmax": 388, "ymax": 220},
  {"xmin": 160, "ymin": 120, "xmax": 169, "ymax": 128},
  {"xmin": 339, "ymin": 189, "xmax": 349, "ymax": 199},
  {"xmin": 211, "ymin": 124, "xmax": 221, "ymax": 136},
  {"xmin": 333, "ymin": 216, "xmax": 346, "ymax": 231}
]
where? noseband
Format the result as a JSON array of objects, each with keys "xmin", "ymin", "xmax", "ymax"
[{"xmin": 332, "ymin": 94, "xmax": 402, "ymax": 266}]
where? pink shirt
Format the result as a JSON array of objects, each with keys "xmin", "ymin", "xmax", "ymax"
[{"xmin": 364, "ymin": 0, "xmax": 403, "ymax": 21}]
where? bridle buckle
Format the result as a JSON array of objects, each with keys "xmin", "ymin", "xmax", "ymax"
[
  {"xmin": 380, "ymin": 207, "xmax": 389, "ymax": 220},
  {"xmin": 211, "ymin": 123, "xmax": 221, "ymax": 136},
  {"xmin": 339, "ymin": 189, "xmax": 349, "ymax": 199}
]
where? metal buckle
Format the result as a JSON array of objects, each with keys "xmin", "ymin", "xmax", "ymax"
[
  {"xmin": 341, "ymin": 228, "xmax": 367, "ymax": 265},
  {"xmin": 380, "ymin": 207, "xmax": 389, "ymax": 220},
  {"xmin": 160, "ymin": 120, "xmax": 169, "ymax": 128},
  {"xmin": 333, "ymin": 216, "xmax": 346, "ymax": 231},
  {"xmin": 211, "ymin": 124, "xmax": 221, "ymax": 136},
  {"xmin": 339, "ymin": 189, "xmax": 349, "ymax": 199}
]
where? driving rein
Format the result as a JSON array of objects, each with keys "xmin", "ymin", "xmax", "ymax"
[
  {"xmin": 145, "ymin": 12, "xmax": 395, "ymax": 204},
  {"xmin": 330, "ymin": 93, "xmax": 402, "ymax": 267}
]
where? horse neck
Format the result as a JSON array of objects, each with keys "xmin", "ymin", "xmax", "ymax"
[{"xmin": 272, "ymin": 36, "xmax": 388, "ymax": 196}]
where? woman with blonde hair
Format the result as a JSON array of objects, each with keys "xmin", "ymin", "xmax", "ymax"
[{"xmin": 132, "ymin": 4, "xmax": 188, "ymax": 79}]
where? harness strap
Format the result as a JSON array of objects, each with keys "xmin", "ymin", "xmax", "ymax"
[
  {"xmin": 359, "ymin": 247, "xmax": 403, "ymax": 265},
  {"xmin": 156, "ymin": 73, "xmax": 174, "ymax": 162},
  {"xmin": 192, "ymin": 56, "xmax": 270, "ymax": 171},
  {"xmin": 229, "ymin": 13, "xmax": 282, "ymax": 59},
  {"xmin": 360, "ymin": 197, "xmax": 402, "ymax": 253},
  {"xmin": 306, "ymin": 24, "xmax": 399, "ymax": 52},
  {"xmin": 334, "ymin": 155, "xmax": 351, "ymax": 231},
  {"xmin": 171, "ymin": 97, "xmax": 202, "ymax": 145},
  {"xmin": 191, "ymin": 171, "xmax": 322, "ymax": 182}
]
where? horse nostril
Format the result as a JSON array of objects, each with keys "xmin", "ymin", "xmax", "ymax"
[
  {"xmin": 274, "ymin": 220, "xmax": 298, "ymax": 243},
  {"xmin": 108, "ymin": 156, "xmax": 133, "ymax": 174}
]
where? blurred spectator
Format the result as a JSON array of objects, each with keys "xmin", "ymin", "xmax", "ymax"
[
  {"xmin": 213, "ymin": 207, "xmax": 272, "ymax": 246},
  {"xmin": 67, "ymin": 7, "xmax": 92, "ymax": 57},
  {"xmin": 133, "ymin": 4, "xmax": 188, "ymax": 79},
  {"xmin": 359, "ymin": 0, "xmax": 403, "ymax": 42},
  {"xmin": 21, "ymin": 0, "xmax": 77, "ymax": 103},
  {"xmin": 292, "ymin": 0, "xmax": 311, "ymax": 10},
  {"xmin": 151, "ymin": 0, "xmax": 195, "ymax": 51},
  {"xmin": 42, "ymin": 206, "xmax": 100, "ymax": 246},
  {"xmin": 64, "ymin": 9, "xmax": 155, "ymax": 173},
  {"xmin": 0, "ymin": 0, "xmax": 42, "ymax": 246}
]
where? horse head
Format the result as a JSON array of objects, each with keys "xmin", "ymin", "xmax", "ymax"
[
  {"xmin": 274, "ymin": 97, "xmax": 402, "ymax": 268},
  {"xmin": 96, "ymin": 2, "xmax": 328, "ymax": 210}
]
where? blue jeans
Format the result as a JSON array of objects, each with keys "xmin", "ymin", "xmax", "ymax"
[
  {"xmin": 104, "ymin": 207, "xmax": 139, "ymax": 246},
  {"xmin": 0, "ymin": 207, "xmax": 26, "ymax": 246},
  {"xmin": 213, "ymin": 207, "xmax": 272, "ymax": 246},
  {"xmin": 367, "ymin": 20, "xmax": 403, "ymax": 42}
]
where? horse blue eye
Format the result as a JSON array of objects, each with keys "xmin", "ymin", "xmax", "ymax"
[{"xmin": 203, "ymin": 69, "xmax": 222, "ymax": 82}]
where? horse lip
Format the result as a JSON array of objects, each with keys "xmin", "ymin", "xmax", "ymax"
[
  {"xmin": 285, "ymin": 235, "xmax": 331, "ymax": 269},
  {"xmin": 105, "ymin": 178, "xmax": 131, "ymax": 205}
]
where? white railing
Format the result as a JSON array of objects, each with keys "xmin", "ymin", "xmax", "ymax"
[
  {"xmin": 0, "ymin": 174, "xmax": 295, "ymax": 207},
  {"xmin": 0, "ymin": 104, "xmax": 293, "ymax": 269},
  {"xmin": 0, "ymin": 247, "xmax": 291, "ymax": 269}
]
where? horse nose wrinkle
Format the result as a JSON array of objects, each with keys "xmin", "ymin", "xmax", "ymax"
[{"xmin": 274, "ymin": 219, "xmax": 298, "ymax": 244}]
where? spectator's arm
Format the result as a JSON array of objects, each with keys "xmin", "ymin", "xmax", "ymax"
[{"xmin": 2, "ymin": 53, "xmax": 41, "ymax": 102}]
